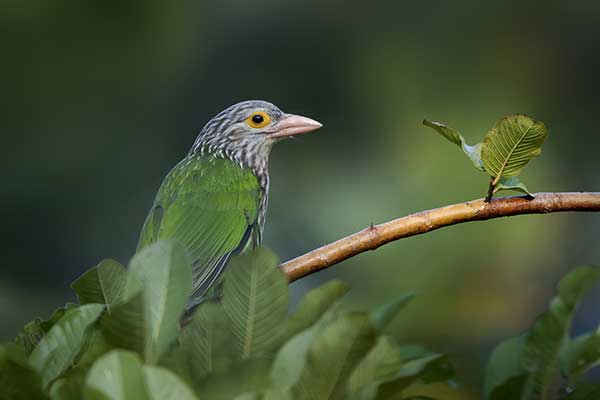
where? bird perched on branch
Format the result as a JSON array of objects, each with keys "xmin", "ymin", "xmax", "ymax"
[{"xmin": 137, "ymin": 100, "xmax": 322, "ymax": 309}]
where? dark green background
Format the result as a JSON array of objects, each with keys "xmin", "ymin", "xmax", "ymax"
[{"xmin": 2, "ymin": 1, "xmax": 599, "ymax": 396}]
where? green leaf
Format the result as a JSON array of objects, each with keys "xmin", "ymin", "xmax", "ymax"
[
  {"xmin": 560, "ymin": 332, "xmax": 600, "ymax": 381},
  {"xmin": 176, "ymin": 302, "xmax": 237, "ymax": 377},
  {"xmin": 223, "ymin": 247, "xmax": 289, "ymax": 358},
  {"xmin": 142, "ymin": 365, "xmax": 199, "ymax": 400},
  {"xmin": 84, "ymin": 350, "xmax": 147, "ymax": 400},
  {"xmin": 493, "ymin": 176, "xmax": 534, "ymax": 197},
  {"xmin": 423, "ymin": 119, "xmax": 484, "ymax": 171},
  {"xmin": 71, "ymin": 259, "xmax": 127, "ymax": 312},
  {"xmin": 291, "ymin": 311, "xmax": 377, "ymax": 400},
  {"xmin": 522, "ymin": 266, "xmax": 600, "ymax": 398},
  {"xmin": 28, "ymin": 303, "xmax": 105, "ymax": 389},
  {"xmin": 481, "ymin": 115, "xmax": 548, "ymax": 184},
  {"xmin": 347, "ymin": 336, "xmax": 405, "ymax": 396},
  {"xmin": 194, "ymin": 358, "xmax": 273, "ymax": 400},
  {"xmin": 103, "ymin": 240, "xmax": 192, "ymax": 363},
  {"xmin": 270, "ymin": 305, "xmax": 340, "ymax": 392},
  {"xmin": 50, "ymin": 374, "xmax": 85, "ymax": 400},
  {"xmin": 0, "ymin": 343, "xmax": 45, "ymax": 400},
  {"xmin": 484, "ymin": 335, "xmax": 528, "ymax": 400},
  {"xmin": 15, "ymin": 304, "xmax": 78, "ymax": 355},
  {"xmin": 285, "ymin": 280, "xmax": 350, "ymax": 339},
  {"xmin": 370, "ymin": 292, "xmax": 414, "ymax": 332}
]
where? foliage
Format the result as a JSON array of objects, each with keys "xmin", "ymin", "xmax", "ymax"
[
  {"xmin": 484, "ymin": 266, "xmax": 600, "ymax": 400},
  {"xmin": 423, "ymin": 115, "xmax": 548, "ymax": 200},
  {"xmin": 1, "ymin": 242, "xmax": 454, "ymax": 399}
]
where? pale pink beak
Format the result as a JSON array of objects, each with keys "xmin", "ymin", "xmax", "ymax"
[{"xmin": 266, "ymin": 113, "xmax": 323, "ymax": 138}]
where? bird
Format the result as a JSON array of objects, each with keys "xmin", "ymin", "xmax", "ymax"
[{"xmin": 136, "ymin": 100, "xmax": 322, "ymax": 310}]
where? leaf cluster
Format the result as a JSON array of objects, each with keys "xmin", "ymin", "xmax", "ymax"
[
  {"xmin": 423, "ymin": 115, "xmax": 548, "ymax": 201},
  {"xmin": 483, "ymin": 266, "xmax": 600, "ymax": 400},
  {"xmin": 1, "ymin": 241, "xmax": 454, "ymax": 400}
]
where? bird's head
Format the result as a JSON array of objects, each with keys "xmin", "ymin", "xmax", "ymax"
[{"xmin": 190, "ymin": 100, "xmax": 322, "ymax": 170}]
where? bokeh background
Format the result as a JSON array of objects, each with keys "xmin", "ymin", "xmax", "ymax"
[{"xmin": 2, "ymin": 0, "xmax": 600, "ymax": 396}]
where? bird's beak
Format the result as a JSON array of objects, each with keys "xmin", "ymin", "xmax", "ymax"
[{"xmin": 266, "ymin": 113, "xmax": 322, "ymax": 138}]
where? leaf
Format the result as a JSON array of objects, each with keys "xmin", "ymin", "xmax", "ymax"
[
  {"xmin": 0, "ymin": 343, "xmax": 45, "ymax": 400},
  {"xmin": 101, "ymin": 292, "xmax": 146, "ymax": 356},
  {"xmin": 493, "ymin": 177, "xmax": 534, "ymax": 197},
  {"xmin": 285, "ymin": 280, "xmax": 350, "ymax": 339},
  {"xmin": 370, "ymin": 292, "xmax": 414, "ymax": 332},
  {"xmin": 176, "ymin": 302, "xmax": 237, "ymax": 377},
  {"xmin": 270, "ymin": 304, "xmax": 341, "ymax": 392},
  {"xmin": 291, "ymin": 311, "xmax": 377, "ymax": 400},
  {"xmin": 142, "ymin": 365, "xmax": 199, "ymax": 400},
  {"xmin": 481, "ymin": 115, "xmax": 548, "ymax": 184},
  {"xmin": 194, "ymin": 358, "xmax": 273, "ymax": 400},
  {"xmin": 71, "ymin": 259, "xmax": 128, "ymax": 312},
  {"xmin": 15, "ymin": 304, "xmax": 78, "ymax": 355},
  {"xmin": 223, "ymin": 247, "xmax": 289, "ymax": 358},
  {"xmin": 484, "ymin": 335, "xmax": 528, "ymax": 400},
  {"xmin": 560, "ymin": 332, "xmax": 600, "ymax": 381},
  {"xmin": 347, "ymin": 336, "xmax": 405, "ymax": 396},
  {"xmin": 103, "ymin": 240, "xmax": 192, "ymax": 363},
  {"xmin": 423, "ymin": 119, "xmax": 484, "ymax": 171},
  {"xmin": 28, "ymin": 303, "xmax": 105, "ymax": 389},
  {"xmin": 354, "ymin": 341, "xmax": 454, "ymax": 400},
  {"xmin": 484, "ymin": 266, "xmax": 599, "ymax": 400},
  {"xmin": 50, "ymin": 374, "xmax": 85, "ymax": 400},
  {"xmin": 522, "ymin": 266, "xmax": 600, "ymax": 398},
  {"xmin": 84, "ymin": 350, "xmax": 147, "ymax": 400}
]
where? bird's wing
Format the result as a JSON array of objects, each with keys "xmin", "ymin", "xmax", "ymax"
[{"xmin": 137, "ymin": 156, "xmax": 261, "ymax": 304}]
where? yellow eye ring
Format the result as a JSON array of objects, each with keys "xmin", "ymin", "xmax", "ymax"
[{"xmin": 246, "ymin": 111, "xmax": 271, "ymax": 129}]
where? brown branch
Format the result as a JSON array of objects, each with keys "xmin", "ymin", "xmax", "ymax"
[{"xmin": 281, "ymin": 192, "xmax": 600, "ymax": 282}]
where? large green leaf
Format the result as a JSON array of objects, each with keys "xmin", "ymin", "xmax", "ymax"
[
  {"xmin": 28, "ymin": 303, "xmax": 105, "ymax": 388},
  {"xmin": 143, "ymin": 365, "xmax": 199, "ymax": 400},
  {"xmin": 291, "ymin": 311, "xmax": 377, "ymax": 400},
  {"xmin": 0, "ymin": 343, "xmax": 45, "ymax": 400},
  {"xmin": 223, "ymin": 247, "xmax": 289, "ymax": 358},
  {"xmin": 176, "ymin": 302, "xmax": 236, "ymax": 377},
  {"xmin": 102, "ymin": 240, "xmax": 192, "ymax": 363},
  {"xmin": 71, "ymin": 259, "xmax": 128, "ymax": 312},
  {"xmin": 484, "ymin": 335, "xmax": 528, "ymax": 400},
  {"xmin": 15, "ymin": 304, "xmax": 78, "ymax": 355},
  {"xmin": 560, "ymin": 332, "xmax": 600, "ymax": 381},
  {"xmin": 285, "ymin": 280, "xmax": 350, "ymax": 339},
  {"xmin": 194, "ymin": 358, "xmax": 273, "ymax": 400},
  {"xmin": 422, "ymin": 119, "xmax": 484, "ymax": 171},
  {"xmin": 84, "ymin": 350, "xmax": 198, "ymax": 400},
  {"xmin": 84, "ymin": 350, "xmax": 147, "ymax": 400},
  {"xmin": 481, "ymin": 115, "xmax": 548, "ymax": 184}
]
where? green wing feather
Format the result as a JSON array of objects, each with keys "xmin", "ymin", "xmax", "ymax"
[{"xmin": 137, "ymin": 155, "xmax": 261, "ymax": 304}]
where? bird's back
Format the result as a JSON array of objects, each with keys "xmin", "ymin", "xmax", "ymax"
[{"xmin": 137, "ymin": 154, "xmax": 263, "ymax": 304}]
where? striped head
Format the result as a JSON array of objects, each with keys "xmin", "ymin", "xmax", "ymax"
[{"xmin": 190, "ymin": 100, "xmax": 322, "ymax": 175}]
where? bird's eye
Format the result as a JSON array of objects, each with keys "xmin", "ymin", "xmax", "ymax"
[{"xmin": 246, "ymin": 111, "xmax": 271, "ymax": 128}]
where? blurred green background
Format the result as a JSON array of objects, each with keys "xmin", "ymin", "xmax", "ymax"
[{"xmin": 2, "ymin": 0, "xmax": 599, "ymax": 396}]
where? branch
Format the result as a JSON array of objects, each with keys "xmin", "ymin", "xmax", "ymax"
[{"xmin": 281, "ymin": 192, "xmax": 600, "ymax": 282}]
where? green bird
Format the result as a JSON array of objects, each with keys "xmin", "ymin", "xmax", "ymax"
[{"xmin": 137, "ymin": 100, "xmax": 322, "ymax": 309}]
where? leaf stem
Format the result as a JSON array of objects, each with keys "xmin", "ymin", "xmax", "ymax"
[{"xmin": 485, "ymin": 179, "xmax": 496, "ymax": 203}]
